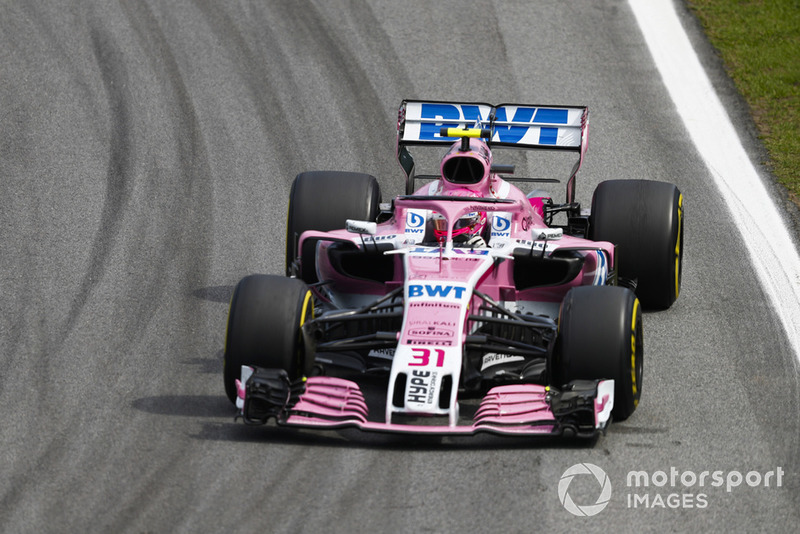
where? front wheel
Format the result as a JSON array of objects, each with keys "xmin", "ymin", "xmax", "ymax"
[
  {"xmin": 223, "ymin": 275, "xmax": 313, "ymax": 403},
  {"xmin": 556, "ymin": 285, "xmax": 643, "ymax": 421}
]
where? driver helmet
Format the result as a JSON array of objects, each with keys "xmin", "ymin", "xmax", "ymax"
[{"xmin": 432, "ymin": 188, "xmax": 488, "ymax": 243}]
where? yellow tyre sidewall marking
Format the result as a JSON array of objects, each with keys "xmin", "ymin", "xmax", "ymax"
[
  {"xmin": 300, "ymin": 289, "xmax": 314, "ymax": 325},
  {"xmin": 631, "ymin": 298, "xmax": 640, "ymax": 406},
  {"xmin": 675, "ymin": 193, "xmax": 683, "ymax": 299},
  {"xmin": 297, "ymin": 290, "xmax": 314, "ymax": 374}
]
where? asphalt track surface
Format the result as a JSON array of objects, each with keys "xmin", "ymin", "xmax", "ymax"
[{"xmin": 1, "ymin": 1, "xmax": 799, "ymax": 532}]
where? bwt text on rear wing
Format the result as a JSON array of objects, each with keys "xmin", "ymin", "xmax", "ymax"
[{"xmin": 396, "ymin": 100, "xmax": 589, "ymax": 201}]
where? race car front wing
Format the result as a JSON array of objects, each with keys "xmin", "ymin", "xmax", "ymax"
[{"xmin": 236, "ymin": 367, "xmax": 614, "ymax": 438}]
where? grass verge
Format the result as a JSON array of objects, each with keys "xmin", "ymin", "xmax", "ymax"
[{"xmin": 687, "ymin": 0, "xmax": 800, "ymax": 205}]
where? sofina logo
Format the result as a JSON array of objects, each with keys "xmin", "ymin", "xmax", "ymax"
[{"xmin": 558, "ymin": 463, "xmax": 612, "ymax": 517}]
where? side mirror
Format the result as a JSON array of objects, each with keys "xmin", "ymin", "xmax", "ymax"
[
  {"xmin": 345, "ymin": 219, "xmax": 377, "ymax": 235},
  {"xmin": 490, "ymin": 164, "xmax": 515, "ymax": 175}
]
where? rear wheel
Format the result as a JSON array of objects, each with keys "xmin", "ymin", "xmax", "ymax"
[
  {"xmin": 285, "ymin": 171, "xmax": 381, "ymax": 279},
  {"xmin": 556, "ymin": 285, "xmax": 643, "ymax": 421},
  {"xmin": 223, "ymin": 275, "xmax": 313, "ymax": 403},
  {"xmin": 589, "ymin": 179, "xmax": 683, "ymax": 309}
]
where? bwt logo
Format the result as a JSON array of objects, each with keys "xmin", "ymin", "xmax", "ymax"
[
  {"xmin": 492, "ymin": 215, "xmax": 511, "ymax": 238},
  {"xmin": 492, "ymin": 215, "xmax": 511, "ymax": 232},
  {"xmin": 418, "ymin": 103, "xmax": 568, "ymax": 144},
  {"xmin": 408, "ymin": 284, "xmax": 467, "ymax": 299},
  {"xmin": 406, "ymin": 211, "xmax": 425, "ymax": 234}
]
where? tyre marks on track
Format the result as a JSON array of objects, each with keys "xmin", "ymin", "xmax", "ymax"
[
  {"xmin": 2, "ymin": 4, "xmax": 219, "ymax": 527},
  {"xmin": 60, "ymin": 25, "xmax": 136, "ymax": 343},
  {"xmin": 192, "ymin": 0, "xmax": 414, "ymax": 186}
]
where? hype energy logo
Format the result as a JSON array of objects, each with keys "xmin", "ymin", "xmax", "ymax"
[{"xmin": 557, "ymin": 464, "xmax": 785, "ymax": 515}]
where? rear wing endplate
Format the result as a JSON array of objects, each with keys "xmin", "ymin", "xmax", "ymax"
[{"xmin": 396, "ymin": 100, "xmax": 588, "ymax": 201}]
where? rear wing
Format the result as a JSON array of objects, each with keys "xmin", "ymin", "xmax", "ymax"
[{"xmin": 396, "ymin": 100, "xmax": 588, "ymax": 201}]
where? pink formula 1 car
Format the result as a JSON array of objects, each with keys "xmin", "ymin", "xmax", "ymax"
[{"xmin": 223, "ymin": 100, "xmax": 683, "ymax": 438}]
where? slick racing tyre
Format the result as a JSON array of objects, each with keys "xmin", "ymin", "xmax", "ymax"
[
  {"xmin": 285, "ymin": 171, "xmax": 381, "ymax": 279},
  {"xmin": 556, "ymin": 285, "xmax": 643, "ymax": 421},
  {"xmin": 589, "ymin": 179, "xmax": 683, "ymax": 310},
  {"xmin": 223, "ymin": 275, "xmax": 313, "ymax": 403}
]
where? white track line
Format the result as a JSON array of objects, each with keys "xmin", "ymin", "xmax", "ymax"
[{"xmin": 629, "ymin": 0, "xmax": 800, "ymax": 363}]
